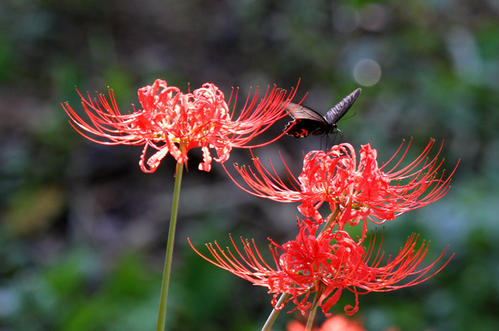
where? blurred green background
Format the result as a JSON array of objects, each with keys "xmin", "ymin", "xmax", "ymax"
[{"xmin": 0, "ymin": 0, "xmax": 498, "ymax": 330}]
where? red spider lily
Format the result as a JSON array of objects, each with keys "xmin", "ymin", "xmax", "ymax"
[
  {"xmin": 227, "ymin": 140, "xmax": 458, "ymax": 225},
  {"xmin": 62, "ymin": 79, "xmax": 300, "ymax": 173},
  {"xmin": 287, "ymin": 315, "xmax": 366, "ymax": 331},
  {"xmin": 188, "ymin": 222, "xmax": 452, "ymax": 316}
]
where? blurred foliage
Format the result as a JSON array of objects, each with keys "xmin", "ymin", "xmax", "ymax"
[{"xmin": 0, "ymin": 0, "xmax": 498, "ymax": 330}]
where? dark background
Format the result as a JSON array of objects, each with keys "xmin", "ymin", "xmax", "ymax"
[{"xmin": 1, "ymin": 0, "xmax": 498, "ymax": 330}]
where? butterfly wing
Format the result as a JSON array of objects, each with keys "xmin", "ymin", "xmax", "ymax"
[
  {"xmin": 286, "ymin": 103, "xmax": 327, "ymax": 122},
  {"xmin": 324, "ymin": 88, "xmax": 361, "ymax": 125},
  {"xmin": 284, "ymin": 103, "xmax": 329, "ymax": 138}
]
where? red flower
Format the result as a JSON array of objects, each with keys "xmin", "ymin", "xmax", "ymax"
[
  {"xmin": 62, "ymin": 79, "xmax": 299, "ymax": 173},
  {"xmin": 188, "ymin": 222, "xmax": 451, "ymax": 316},
  {"xmin": 228, "ymin": 140, "xmax": 458, "ymax": 225},
  {"xmin": 287, "ymin": 315, "xmax": 366, "ymax": 331}
]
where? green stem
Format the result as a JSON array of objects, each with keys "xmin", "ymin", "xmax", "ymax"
[
  {"xmin": 156, "ymin": 162, "xmax": 184, "ymax": 331},
  {"xmin": 318, "ymin": 205, "xmax": 340, "ymax": 239},
  {"xmin": 261, "ymin": 293, "xmax": 289, "ymax": 331},
  {"xmin": 305, "ymin": 287, "xmax": 322, "ymax": 331}
]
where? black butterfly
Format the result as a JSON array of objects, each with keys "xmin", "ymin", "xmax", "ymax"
[{"xmin": 284, "ymin": 88, "xmax": 362, "ymax": 138}]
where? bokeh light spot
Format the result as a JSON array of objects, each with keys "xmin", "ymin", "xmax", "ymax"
[{"xmin": 353, "ymin": 59, "xmax": 382, "ymax": 86}]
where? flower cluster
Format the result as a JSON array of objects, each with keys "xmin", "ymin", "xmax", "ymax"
[
  {"xmin": 189, "ymin": 219, "xmax": 451, "ymax": 316},
  {"xmin": 229, "ymin": 140, "xmax": 457, "ymax": 230},
  {"xmin": 191, "ymin": 140, "xmax": 457, "ymax": 317},
  {"xmin": 63, "ymin": 79, "xmax": 299, "ymax": 172}
]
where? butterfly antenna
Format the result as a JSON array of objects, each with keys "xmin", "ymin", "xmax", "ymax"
[
  {"xmin": 338, "ymin": 129, "xmax": 344, "ymax": 143},
  {"xmin": 329, "ymin": 130, "xmax": 343, "ymax": 147}
]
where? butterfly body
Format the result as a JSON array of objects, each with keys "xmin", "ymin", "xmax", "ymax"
[{"xmin": 285, "ymin": 88, "xmax": 361, "ymax": 138}]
